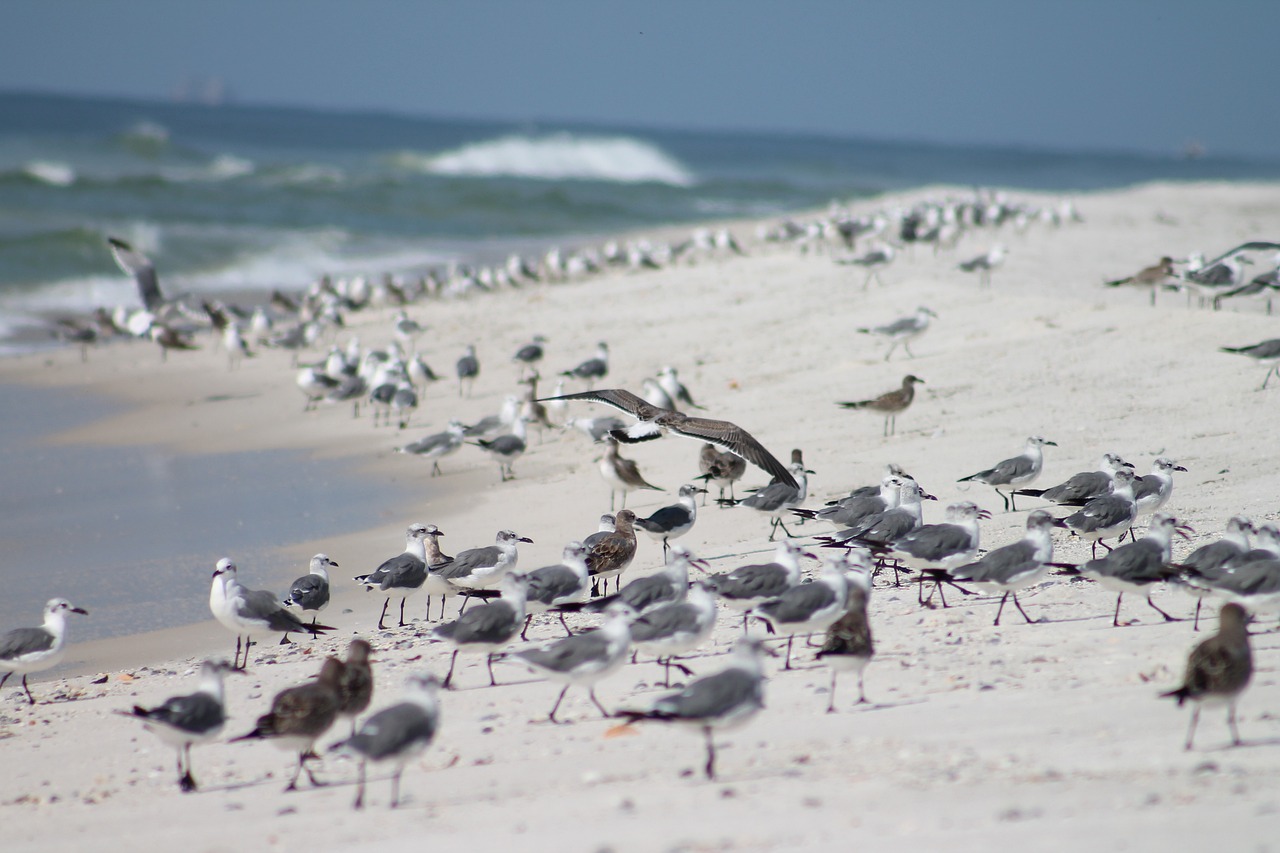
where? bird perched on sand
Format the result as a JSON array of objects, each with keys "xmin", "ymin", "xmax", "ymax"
[
  {"xmin": 396, "ymin": 420, "xmax": 467, "ymax": 477},
  {"xmin": 1220, "ymin": 337, "xmax": 1280, "ymax": 390},
  {"xmin": 541, "ymin": 388, "xmax": 798, "ymax": 488},
  {"xmin": 434, "ymin": 574, "xmax": 527, "ymax": 688},
  {"xmin": 282, "ymin": 553, "xmax": 337, "ymax": 630},
  {"xmin": 333, "ymin": 672, "xmax": 441, "ymax": 809},
  {"xmin": 335, "ymin": 639, "xmax": 375, "ymax": 736},
  {"xmin": 1014, "ymin": 452, "xmax": 1133, "ymax": 507},
  {"xmin": 513, "ymin": 335, "xmax": 547, "ymax": 377},
  {"xmin": 837, "ymin": 375, "xmax": 923, "ymax": 437},
  {"xmin": 634, "ymin": 484, "xmax": 706, "ymax": 559},
  {"xmin": 816, "ymin": 560, "xmax": 875, "ymax": 711},
  {"xmin": 1160, "ymin": 603, "xmax": 1252, "ymax": 750},
  {"xmin": 753, "ymin": 553, "xmax": 861, "ymax": 669},
  {"xmin": 697, "ymin": 443, "xmax": 747, "ymax": 505},
  {"xmin": 945, "ymin": 510, "xmax": 1066, "ymax": 625},
  {"xmin": 455, "ymin": 344, "xmax": 479, "ymax": 397},
  {"xmin": 232, "ymin": 657, "xmax": 344, "ymax": 791},
  {"xmin": 522, "ymin": 541, "xmax": 592, "ymax": 638},
  {"xmin": 561, "ymin": 341, "xmax": 610, "ymax": 388},
  {"xmin": 599, "ymin": 436, "xmax": 663, "ymax": 510},
  {"xmin": 584, "ymin": 509, "xmax": 638, "ymax": 596},
  {"xmin": 354, "ymin": 524, "xmax": 431, "ymax": 630},
  {"xmin": 514, "ymin": 605, "xmax": 634, "ymax": 723},
  {"xmin": 1064, "ymin": 468, "xmax": 1138, "ymax": 557},
  {"xmin": 729, "ymin": 460, "xmax": 813, "ymax": 541},
  {"xmin": 857, "ymin": 306, "xmax": 937, "ymax": 361},
  {"xmin": 957, "ymin": 436, "xmax": 1056, "ymax": 512},
  {"xmin": 657, "ymin": 366, "xmax": 704, "ymax": 410},
  {"xmin": 1077, "ymin": 513, "xmax": 1190, "ymax": 627},
  {"xmin": 118, "ymin": 659, "xmax": 239, "ymax": 792},
  {"xmin": 210, "ymin": 558, "xmax": 333, "ymax": 669},
  {"xmin": 958, "ymin": 244, "xmax": 1006, "ymax": 286},
  {"xmin": 0, "ymin": 598, "xmax": 89, "ymax": 705},
  {"xmin": 1106, "ymin": 256, "xmax": 1177, "ymax": 305}
]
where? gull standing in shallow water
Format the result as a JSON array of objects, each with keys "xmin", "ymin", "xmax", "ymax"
[
  {"xmin": 540, "ymin": 388, "xmax": 798, "ymax": 488},
  {"xmin": 957, "ymin": 436, "xmax": 1056, "ymax": 512},
  {"xmin": 1160, "ymin": 603, "xmax": 1252, "ymax": 750},
  {"xmin": 333, "ymin": 672, "xmax": 441, "ymax": 809},
  {"xmin": 0, "ymin": 598, "xmax": 89, "ymax": 705},
  {"xmin": 210, "ymin": 559, "xmax": 333, "ymax": 669},
  {"xmin": 118, "ymin": 659, "xmax": 239, "ymax": 792},
  {"xmin": 837, "ymin": 375, "xmax": 923, "ymax": 437},
  {"xmin": 619, "ymin": 638, "xmax": 774, "ymax": 780}
]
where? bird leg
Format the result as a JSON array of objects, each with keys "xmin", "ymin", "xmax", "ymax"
[
  {"xmin": 1184, "ymin": 706, "xmax": 1201, "ymax": 751},
  {"xmin": 353, "ymin": 759, "xmax": 367, "ymax": 810},
  {"xmin": 391, "ymin": 766, "xmax": 404, "ymax": 809},
  {"xmin": 486, "ymin": 653, "xmax": 499, "ymax": 686},
  {"xmin": 1228, "ymin": 702, "xmax": 1243, "ymax": 746},
  {"xmin": 783, "ymin": 635, "xmax": 795, "ymax": 670},
  {"xmin": 443, "ymin": 650, "xmax": 459, "ymax": 689},
  {"xmin": 826, "ymin": 670, "xmax": 839, "ymax": 714},
  {"xmin": 1112, "ymin": 593, "xmax": 1125, "ymax": 627},
  {"xmin": 1193, "ymin": 599, "xmax": 1202, "ymax": 632},
  {"xmin": 588, "ymin": 688, "xmax": 610, "ymax": 718},
  {"xmin": 548, "ymin": 685, "xmax": 571, "ymax": 724},
  {"xmin": 1011, "ymin": 592, "xmax": 1036, "ymax": 624},
  {"xmin": 178, "ymin": 745, "xmax": 197, "ymax": 793},
  {"xmin": 398, "ymin": 597, "xmax": 408, "ymax": 627},
  {"xmin": 377, "ymin": 598, "xmax": 390, "ymax": 631},
  {"xmin": 279, "ymin": 634, "xmax": 292, "ymax": 645},
  {"xmin": 993, "ymin": 592, "xmax": 1009, "ymax": 626},
  {"xmin": 521, "ymin": 615, "xmax": 532, "ymax": 641},
  {"xmin": 857, "ymin": 671, "xmax": 869, "ymax": 705},
  {"xmin": 703, "ymin": 727, "xmax": 717, "ymax": 780},
  {"xmin": 1146, "ymin": 595, "xmax": 1179, "ymax": 622},
  {"xmin": 558, "ymin": 612, "xmax": 573, "ymax": 637},
  {"xmin": 21, "ymin": 674, "xmax": 34, "ymax": 706}
]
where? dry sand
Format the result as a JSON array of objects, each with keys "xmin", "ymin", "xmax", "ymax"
[{"xmin": 1, "ymin": 181, "xmax": 1279, "ymax": 851}]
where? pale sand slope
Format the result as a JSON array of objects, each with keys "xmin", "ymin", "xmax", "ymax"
[{"xmin": 2, "ymin": 182, "xmax": 1280, "ymax": 851}]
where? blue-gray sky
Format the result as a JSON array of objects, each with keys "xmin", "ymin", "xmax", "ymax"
[{"xmin": 4, "ymin": 0, "xmax": 1277, "ymax": 158}]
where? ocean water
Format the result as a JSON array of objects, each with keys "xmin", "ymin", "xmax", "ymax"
[{"xmin": 2, "ymin": 90, "xmax": 1280, "ymax": 343}]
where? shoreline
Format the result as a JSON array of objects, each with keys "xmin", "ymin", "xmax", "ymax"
[{"xmin": 2, "ymin": 180, "xmax": 1279, "ymax": 850}]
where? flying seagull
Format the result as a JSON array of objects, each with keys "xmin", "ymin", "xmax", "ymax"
[
  {"xmin": 539, "ymin": 388, "xmax": 797, "ymax": 488},
  {"xmin": 107, "ymin": 237, "xmax": 165, "ymax": 311}
]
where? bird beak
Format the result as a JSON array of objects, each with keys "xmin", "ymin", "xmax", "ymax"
[
  {"xmin": 70, "ymin": 607, "xmax": 89, "ymax": 615},
  {"xmin": 518, "ymin": 537, "xmax": 534, "ymax": 544},
  {"xmin": 1049, "ymin": 516, "xmax": 1069, "ymax": 528},
  {"xmin": 1176, "ymin": 524, "xmax": 1195, "ymax": 539},
  {"xmin": 694, "ymin": 488, "xmax": 709, "ymax": 494},
  {"xmin": 331, "ymin": 560, "xmax": 340, "ymax": 567},
  {"xmin": 921, "ymin": 491, "xmax": 939, "ymax": 501},
  {"xmin": 804, "ymin": 469, "xmax": 817, "ymax": 475},
  {"xmin": 800, "ymin": 551, "xmax": 820, "ymax": 560},
  {"xmin": 1174, "ymin": 465, "xmax": 1188, "ymax": 472},
  {"xmin": 977, "ymin": 509, "xmax": 993, "ymax": 520},
  {"xmin": 1045, "ymin": 441, "xmax": 1058, "ymax": 447},
  {"xmin": 759, "ymin": 644, "xmax": 781, "ymax": 658},
  {"xmin": 1121, "ymin": 461, "xmax": 1135, "ymax": 469}
]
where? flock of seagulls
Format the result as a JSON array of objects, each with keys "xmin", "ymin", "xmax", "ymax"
[{"xmin": 10, "ymin": 190, "xmax": 1278, "ymax": 816}]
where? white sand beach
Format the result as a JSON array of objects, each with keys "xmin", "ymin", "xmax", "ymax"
[{"xmin": 2, "ymin": 181, "xmax": 1279, "ymax": 852}]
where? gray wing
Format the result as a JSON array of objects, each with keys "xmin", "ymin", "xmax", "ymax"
[
  {"xmin": 1182, "ymin": 541, "xmax": 1244, "ymax": 573},
  {"xmin": 1066, "ymin": 496, "xmax": 1131, "ymax": 533},
  {"xmin": 347, "ymin": 703, "xmax": 437, "ymax": 761},
  {"xmin": 838, "ymin": 507, "xmax": 918, "ymax": 545},
  {"xmin": 108, "ymin": 238, "xmax": 164, "ymax": 310},
  {"xmin": 1041, "ymin": 471, "xmax": 1110, "ymax": 504},
  {"xmin": 0, "ymin": 627, "xmax": 55, "ymax": 660},
  {"xmin": 636, "ymin": 505, "xmax": 693, "ymax": 532},
  {"xmin": 240, "ymin": 588, "xmax": 308, "ymax": 632},
  {"xmin": 440, "ymin": 546, "xmax": 499, "ymax": 579},
  {"xmin": 755, "ymin": 582, "xmax": 838, "ymax": 623},
  {"xmin": 381, "ymin": 555, "xmax": 427, "ymax": 589},
  {"xmin": 741, "ymin": 481, "xmax": 799, "ymax": 512},
  {"xmin": 707, "ymin": 565, "xmax": 789, "ymax": 599},
  {"xmin": 620, "ymin": 575, "xmax": 678, "ymax": 612},
  {"xmin": 969, "ymin": 455, "xmax": 1033, "ymax": 486},
  {"xmin": 877, "ymin": 315, "xmax": 921, "ymax": 336},
  {"xmin": 456, "ymin": 355, "xmax": 479, "ymax": 378},
  {"xmin": 286, "ymin": 574, "xmax": 329, "ymax": 610},
  {"xmin": 480, "ymin": 435, "xmax": 526, "ymax": 454},
  {"xmin": 525, "ymin": 565, "xmax": 584, "ymax": 605},
  {"xmin": 817, "ymin": 494, "xmax": 886, "ymax": 526},
  {"xmin": 630, "ymin": 603, "xmax": 701, "ymax": 643},
  {"xmin": 1083, "ymin": 540, "xmax": 1163, "ymax": 582},
  {"xmin": 517, "ymin": 630, "xmax": 612, "ymax": 674},
  {"xmin": 950, "ymin": 541, "xmax": 1037, "ymax": 583},
  {"xmin": 653, "ymin": 668, "xmax": 761, "ymax": 720},
  {"xmin": 1132, "ymin": 475, "xmax": 1162, "ymax": 502},
  {"xmin": 402, "ymin": 432, "xmax": 452, "ymax": 454},
  {"xmin": 661, "ymin": 414, "xmax": 796, "ymax": 488},
  {"xmin": 436, "ymin": 601, "xmax": 519, "ymax": 644},
  {"xmin": 134, "ymin": 692, "xmax": 224, "ymax": 736},
  {"xmin": 896, "ymin": 524, "xmax": 972, "ymax": 560}
]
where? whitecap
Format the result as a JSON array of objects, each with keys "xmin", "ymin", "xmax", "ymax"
[
  {"xmin": 22, "ymin": 160, "xmax": 76, "ymax": 187},
  {"xmin": 397, "ymin": 133, "xmax": 696, "ymax": 186},
  {"xmin": 162, "ymin": 153, "xmax": 255, "ymax": 183}
]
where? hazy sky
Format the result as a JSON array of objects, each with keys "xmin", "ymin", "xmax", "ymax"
[{"xmin": 4, "ymin": 1, "xmax": 1278, "ymax": 158}]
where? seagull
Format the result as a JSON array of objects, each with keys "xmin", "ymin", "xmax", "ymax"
[
  {"xmin": 470, "ymin": 416, "xmax": 528, "ymax": 482},
  {"xmin": 706, "ymin": 540, "xmax": 810, "ymax": 628},
  {"xmin": 540, "ymin": 388, "xmax": 797, "ymax": 488},
  {"xmin": 874, "ymin": 502, "xmax": 990, "ymax": 596},
  {"xmin": 223, "ymin": 322, "xmax": 254, "ymax": 370},
  {"xmin": 513, "ymin": 335, "xmax": 548, "ymax": 377},
  {"xmin": 209, "ymin": 558, "xmax": 333, "ymax": 669},
  {"xmin": 0, "ymin": 598, "xmax": 89, "ymax": 705},
  {"xmin": 634, "ymin": 484, "xmax": 706, "ymax": 559},
  {"xmin": 354, "ymin": 524, "xmax": 431, "ymax": 630},
  {"xmin": 837, "ymin": 375, "xmax": 924, "ymax": 437},
  {"xmin": 657, "ymin": 366, "xmax": 704, "ymax": 410},
  {"xmin": 434, "ymin": 574, "xmax": 527, "ymax": 688},
  {"xmin": 957, "ymin": 436, "xmax": 1057, "ymax": 512},
  {"xmin": 107, "ymin": 236, "xmax": 165, "ymax": 310},
  {"xmin": 1064, "ymin": 468, "xmax": 1138, "ymax": 556},
  {"xmin": 564, "ymin": 415, "xmax": 630, "ymax": 443},
  {"xmin": 434, "ymin": 530, "xmax": 532, "ymax": 600},
  {"xmin": 856, "ymin": 307, "xmax": 937, "ymax": 361},
  {"xmin": 838, "ymin": 243, "xmax": 896, "ymax": 288},
  {"xmin": 753, "ymin": 552, "xmax": 863, "ymax": 669},
  {"xmin": 1220, "ymin": 338, "xmax": 1280, "ymax": 390},
  {"xmin": 584, "ymin": 509, "xmax": 639, "ymax": 596},
  {"xmin": 117, "ymin": 659, "xmax": 239, "ymax": 792},
  {"xmin": 1106, "ymin": 256, "xmax": 1178, "ymax": 305},
  {"xmin": 958, "ymin": 244, "xmax": 1006, "ymax": 286},
  {"xmin": 514, "ymin": 605, "xmax": 633, "ymax": 723},
  {"xmin": 335, "ymin": 639, "xmax": 375, "ymax": 736},
  {"xmin": 945, "ymin": 510, "xmax": 1066, "ymax": 625},
  {"xmin": 455, "ymin": 344, "xmax": 479, "ymax": 397},
  {"xmin": 819, "ymin": 478, "xmax": 934, "ymax": 561},
  {"xmin": 629, "ymin": 582, "xmax": 719, "ymax": 687},
  {"xmin": 396, "ymin": 420, "xmax": 467, "ymax": 476},
  {"xmin": 729, "ymin": 460, "xmax": 813, "ymax": 541},
  {"xmin": 599, "ymin": 437, "xmax": 663, "ymax": 511},
  {"xmin": 641, "ymin": 377, "xmax": 679, "ymax": 411},
  {"xmin": 816, "ymin": 562, "xmax": 875, "ymax": 711},
  {"xmin": 522, "ymin": 542, "xmax": 592, "ymax": 638},
  {"xmin": 1160, "ymin": 603, "xmax": 1252, "ymax": 750},
  {"xmin": 282, "ymin": 553, "xmax": 337, "ymax": 630},
  {"xmin": 149, "ymin": 323, "xmax": 199, "ymax": 361},
  {"xmin": 1077, "ymin": 513, "xmax": 1190, "ymax": 626},
  {"xmin": 584, "ymin": 545, "xmax": 703, "ymax": 616},
  {"xmin": 1172, "ymin": 516, "xmax": 1254, "ymax": 630},
  {"xmin": 618, "ymin": 638, "xmax": 773, "ymax": 780},
  {"xmin": 1013, "ymin": 452, "xmax": 1134, "ymax": 506},
  {"xmin": 1133, "ymin": 457, "xmax": 1188, "ymax": 524},
  {"xmin": 232, "ymin": 657, "xmax": 344, "ymax": 791},
  {"xmin": 561, "ymin": 342, "xmax": 609, "ymax": 388},
  {"xmin": 697, "ymin": 443, "xmax": 747, "ymax": 504},
  {"xmin": 793, "ymin": 474, "xmax": 903, "ymax": 530},
  {"xmin": 1176, "ymin": 552, "xmax": 1280, "ymax": 619},
  {"xmin": 333, "ymin": 672, "xmax": 441, "ymax": 809}
]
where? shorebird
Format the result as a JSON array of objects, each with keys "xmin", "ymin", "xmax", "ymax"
[
  {"xmin": 730, "ymin": 460, "xmax": 812, "ymax": 541},
  {"xmin": 706, "ymin": 540, "xmax": 810, "ymax": 628},
  {"xmin": 210, "ymin": 559, "xmax": 333, "ymax": 669},
  {"xmin": 334, "ymin": 672, "xmax": 441, "ymax": 809},
  {"xmin": 223, "ymin": 322, "xmax": 254, "ymax": 370},
  {"xmin": 564, "ymin": 414, "xmax": 629, "ymax": 443},
  {"xmin": 435, "ymin": 574, "xmax": 527, "ymax": 688},
  {"xmin": 470, "ymin": 416, "xmax": 528, "ymax": 482},
  {"xmin": 522, "ymin": 541, "xmax": 592, "ymax": 638},
  {"xmin": 150, "ymin": 323, "xmax": 199, "ymax": 361},
  {"xmin": 1078, "ymin": 513, "xmax": 1189, "ymax": 626},
  {"xmin": 838, "ymin": 243, "xmax": 896, "ymax": 288},
  {"xmin": 336, "ymin": 639, "xmax": 374, "ymax": 736},
  {"xmin": 584, "ymin": 509, "xmax": 638, "ymax": 596},
  {"xmin": 1173, "ymin": 516, "xmax": 1254, "ymax": 630},
  {"xmin": 354, "ymin": 524, "xmax": 431, "ymax": 629},
  {"xmin": 298, "ymin": 366, "xmax": 341, "ymax": 412},
  {"xmin": 641, "ymin": 377, "xmax": 678, "ymax": 411},
  {"xmin": 117, "ymin": 659, "xmax": 239, "ymax": 792},
  {"xmin": 514, "ymin": 605, "xmax": 633, "ymax": 723},
  {"xmin": 585, "ymin": 545, "xmax": 702, "ymax": 616},
  {"xmin": 1160, "ymin": 603, "xmax": 1252, "ymax": 750},
  {"xmin": 107, "ymin": 236, "xmax": 165, "ymax": 310},
  {"xmin": 282, "ymin": 553, "xmax": 336, "ymax": 630},
  {"xmin": 794, "ymin": 474, "xmax": 903, "ymax": 530},
  {"xmin": 657, "ymin": 366, "xmax": 704, "ymax": 410},
  {"xmin": 1013, "ymin": 452, "xmax": 1133, "ymax": 506},
  {"xmin": 958, "ymin": 244, "xmax": 1006, "ymax": 286},
  {"xmin": 630, "ymin": 582, "xmax": 719, "ymax": 687},
  {"xmin": 513, "ymin": 335, "xmax": 547, "ymax": 377},
  {"xmin": 856, "ymin": 307, "xmax": 937, "ymax": 360},
  {"xmin": 837, "ymin": 375, "xmax": 923, "ymax": 437},
  {"xmin": 1106, "ymin": 256, "xmax": 1177, "ymax": 304},
  {"xmin": 599, "ymin": 437, "xmax": 663, "ymax": 510},
  {"xmin": 634, "ymin": 484, "xmax": 706, "ymax": 559},
  {"xmin": 957, "ymin": 436, "xmax": 1056, "ymax": 512},
  {"xmin": 1220, "ymin": 338, "xmax": 1280, "ymax": 390},
  {"xmin": 1133, "ymin": 457, "xmax": 1188, "ymax": 526},
  {"xmin": 753, "ymin": 552, "xmax": 862, "ymax": 669},
  {"xmin": 816, "ymin": 562, "xmax": 874, "ymax": 711},
  {"xmin": 561, "ymin": 341, "xmax": 609, "ymax": 388},
  {"xmin": 819, "ymin": 478, "xmax": 933, "ymax": 556},
  {"xmin": 540, "ymin": 388, "xmax": 798, "ymax": 488},
  {"xmin": 396, "ymin": 420, "xmax": 467, "ymax": 476},
  {"xmin": 618, "ymin": 638, "xmax": 773, "ymax": 780},
  {"xmin": 434, "ymin": 529, "xmax": 532, "ymax": 601},
  {"xmin": 946, "ymin": 510, "xmax": 1066, "ymax": 625},
  {"xmin": 455, "ymin": 344, "xmax": 479, "ymax": 397},
  {"xmin": 697, "ymin": 443, "xmax": 746, "ymax": 504},
  {"xmin": 232, "ymin": 657, "xmax": 344, "ymax": 791},
  {"xmin": 0, "ymin": 598, "xmax": 89, "ymax": 705},
  {"xmin": 1064, "ymin": 468, "xmax": 1139, "ymax": 557},
  {"xmin": 876, "ymin": 502, "xmax": 990, "ymax": 603}
]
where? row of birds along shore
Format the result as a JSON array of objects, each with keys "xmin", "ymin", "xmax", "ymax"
[{"xmin": 7, "ymin": 189, "xmax": 1275, "ymax": 809}]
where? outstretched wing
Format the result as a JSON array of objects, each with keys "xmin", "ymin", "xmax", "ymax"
[
  {"xmin": 108, "ymin": 238, "xmax": 164, "ymax": 310},
  {"xmin": 661, "ymin": 416, "xmax": 796, "ymax": 488},
  {"xmin": 539, "ymin": 388, "xmax": 662, "ymax": 418}
]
